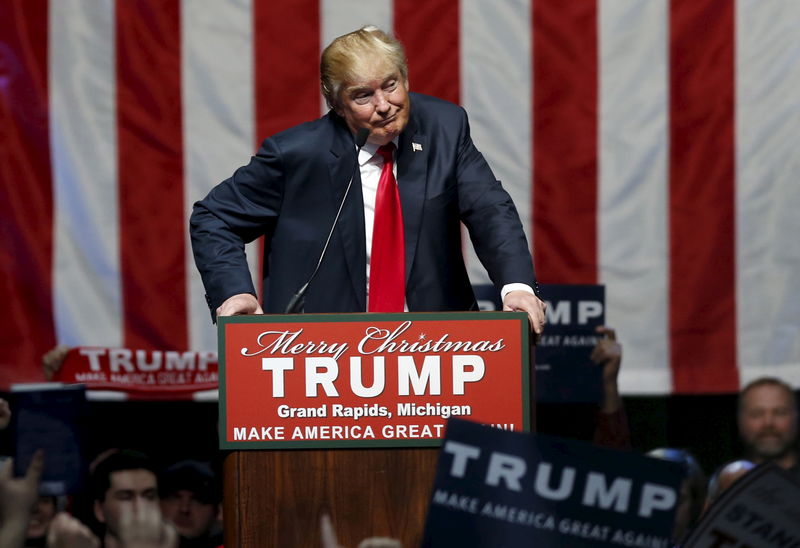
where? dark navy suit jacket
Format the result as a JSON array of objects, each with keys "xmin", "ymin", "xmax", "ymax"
[{"xmin": 190, "ymin": 93, "xmax": 537, "ymax": 317}]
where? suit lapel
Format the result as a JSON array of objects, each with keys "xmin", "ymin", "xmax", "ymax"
[
  {"xmin": 397, "ymin": 111, "xmax": 428, "ymax": 281},
  {"xmin": 327, "ymin": 122, "xmax": 367, "ymax": 310}
]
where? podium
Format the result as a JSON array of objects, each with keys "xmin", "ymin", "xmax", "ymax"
[
  {"xmin": 219, "ymin": 313, "xmax": 531, "ymax": 547},
  {"xmin": 224, "ymin": 448, "xmax": 438, "ymax": 546}
]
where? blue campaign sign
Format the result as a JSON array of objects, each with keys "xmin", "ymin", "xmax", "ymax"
[
  {"xmin": 472, "ymin": 283, "xmax": 605, "ymax": 403},
  {"xmin": 536, "ymin": 284, "xmax": 605, "ymax": 403},
  {"xmin": 423, "ymin": 419, "xmax": 683, "ymax": 547}
]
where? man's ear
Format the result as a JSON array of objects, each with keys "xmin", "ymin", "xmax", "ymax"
[{"xmin": 94, "ymin": 500, "xmax": 106, "ymax": 524}]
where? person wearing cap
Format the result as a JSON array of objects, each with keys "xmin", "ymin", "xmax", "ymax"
[{"xmin": 159, "ymin": 460, "xmax": 222, "ymax": 548}]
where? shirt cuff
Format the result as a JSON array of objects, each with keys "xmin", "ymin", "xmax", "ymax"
[{"xmin": 500, "ymin": 283, "xmax": 536, "ymax": 302}]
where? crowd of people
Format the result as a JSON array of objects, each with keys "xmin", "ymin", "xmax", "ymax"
[
  {"xmin": 0, "ymin": 420, "xmax": 223, "ymax": 548},
  {"xmin": 586, "ymin": 325, "xmax": 799, "ymax": 544},
  {"xmin": 0, "ymin": 327, "xmax": 797, "ymax": 547}
]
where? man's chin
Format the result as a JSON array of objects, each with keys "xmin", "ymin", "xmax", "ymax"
[
  {"xmin": 752, "ymin": 441, "xmax": 791, "ymax": 459},
  {"xmin": 367, "ymin": 130, "xmax": 398, "ymax": 146},
  {"xmin": 26, "ymin": 524, "xmax": 48, "ymax": 538},
  {"xmin": 368, "ymin": 119, "xmax": 407, "ymax": 145},
  {"xmin": 174, "ymin": 526, "xmax": 202, "ymax": 539}
]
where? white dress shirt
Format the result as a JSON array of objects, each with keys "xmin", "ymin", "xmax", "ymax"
[{"xmin": 356, "ymin": 141, "xmax": 534, "ymax": 306}]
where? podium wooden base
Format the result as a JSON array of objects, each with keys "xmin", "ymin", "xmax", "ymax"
[{"xmin": 224, "ymin": 447, "xmax": 439, "ymax": 547}]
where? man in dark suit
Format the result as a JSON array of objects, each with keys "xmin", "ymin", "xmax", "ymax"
[{"xmin": 190, "ymin": 26, "xmax": 546, "ymax": 335}]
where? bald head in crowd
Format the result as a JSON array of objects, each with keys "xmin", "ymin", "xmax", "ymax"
[
  {"xmin": 737, "ymin": 377, "xmax": 798, "ymax": 476},
  {"xmin": 704, "ymin": 459, "xmax": 755, "ymax": 511}
]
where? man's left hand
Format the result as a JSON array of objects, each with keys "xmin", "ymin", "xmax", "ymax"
[{"xmin": 503, "ymin": 290, "xmax": 547, "ymax": 342}]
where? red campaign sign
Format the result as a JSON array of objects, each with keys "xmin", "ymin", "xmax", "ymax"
[
  {"xmin": 220, "ymin": 312, "xmax": 530, "ymax": 449},
  {"xmin": 54, "ymin": 347, "xmax": 219, "ymax": 400}
]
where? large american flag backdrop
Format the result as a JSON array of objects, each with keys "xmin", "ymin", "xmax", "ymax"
[{"xmin": 2, "ymin": 0, "xmax": 798, "ymax": 394}]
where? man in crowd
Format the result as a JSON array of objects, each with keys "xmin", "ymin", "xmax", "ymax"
[
  {"xmin": 0, "ymin": 450, "xmax": 44, "ymax": 548},
  {"xmin": 159, "ymin": 461, "xmax": 222, "ymax": 548},
  {"xmin": 24, "ymin": 495, "xmax": 59, "ymax": 547},
  {"xmin": 90, "ymin": 450, "xmax": 176, "ymax": 548},
  {"xmin": 737, "ymin": 377, "xmax": 799, "ymax": 478},
  {"xmin": 190, "ymin": 25, "xmax": 546, "ymax": 335},
  {"xmin": 590, "ymin": 325, "xmax": 631, "ymax": 450},
  {"xmin": 703, "ymin": 459, "xmax": 755, "ymax": 512}
]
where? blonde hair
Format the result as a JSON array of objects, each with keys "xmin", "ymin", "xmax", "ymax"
[{"xmin": 320, "ymin": 26, "xmax": 408, "ymax": 109}]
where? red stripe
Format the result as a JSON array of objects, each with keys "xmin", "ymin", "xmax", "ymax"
[
  {"xmin": 669, "ymin": 0, "xmax": 738, "ymax": 393},
  {"xmin": 0, "ymin": 0, "xmax": 54, "ymax": 387},
  {"xmin": 116, "ymin": 0, "xmax": 186, "ymax": 350},
  {"xmin": 254, "ymin": 0, "xmax": 320, "ymax": 140},
  {"xmin": 252, "ymin": 0, "xmax": 320, "ymax": 304},
  {"xmin": 532, "ymin": 0, "xmax": 598, "ymax": 284},
  {"xmin": 394, "ymin": 0, "xmax": 460, "ymax": 105}
]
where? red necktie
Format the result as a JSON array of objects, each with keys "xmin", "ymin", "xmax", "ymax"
[{"xmin": 369, "ymin": 143, "xmax": 405, "ymax": 312}]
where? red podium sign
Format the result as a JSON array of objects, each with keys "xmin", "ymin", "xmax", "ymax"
[{"xmin": 219, "ymin": 312, "xmax": 530, "ymax": 449}]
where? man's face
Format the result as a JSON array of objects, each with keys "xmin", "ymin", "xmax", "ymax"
[
  {"xmin": 94, "ymin": 469, "xmax": 159, "ymax": 537},
  {"xmin": 160, "ymin": 489, "xmax": 218, "ymax": 539},
  {"xmin": 334, "ymin": 55, "xmax": 410, "ymax": 146},
  {"xmin": 26, "ymin": 496, "xmax": 57, "ymax": 539},
  {"xmin": 738, "ymin": 384, "xmax": 798, "ymax": 461}
]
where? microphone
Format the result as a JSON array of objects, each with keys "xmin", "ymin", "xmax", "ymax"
[{"xmin": 284, "ymin": 127, "xmax": 370, "ymax": 314}]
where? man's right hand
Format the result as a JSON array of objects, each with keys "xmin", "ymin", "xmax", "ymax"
[
  {"xmin": 117, "ymin": 503, "xmax": 177, "ymax": 548},
  {"xmin": 216, "ymin": 293, "xmax": 263, "ymax": 317},
  {"xmin": 47, "ymin": 513, "xmax": 101, "ymax": 548}
]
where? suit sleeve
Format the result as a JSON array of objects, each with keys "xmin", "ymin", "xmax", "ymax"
[
  {"xmin": 453, "ymin": 107, "xmax": 539, "ymax": 294},
  {"xmin": 189, "ymin": 138, "xmax": 286, "ymax": 318}
]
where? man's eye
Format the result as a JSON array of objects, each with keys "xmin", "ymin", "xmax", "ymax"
[
  {"xmin": 384, "ymin": 80, "xmax": 397, "ymax": 91},
  {"xmin": 353, "ymin": 93, "xmax": 371, "ymax": 105}
]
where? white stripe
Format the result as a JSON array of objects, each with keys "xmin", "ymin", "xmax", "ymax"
[
  {"xmin": 193, "ymin": 389, "xmax": 220, "ymax": 402},
  {"xmin": 320, "ymin": 0, "xmax": 393, "ymax": 115},
  {"xmin": 461, "ymin": 0, "xmax": 533, "ymax": 285},
  {"xmin": 598, "ymin": 0, "xmax": 671, "ymax": 394},
  {"xmin": 181, "ymin": 0, "xmax": 255, "ymax": 352},
  {"xmin": 736, "ymin": 0, "xmax": 800, "ymax": 388},
  {"xmin": 86, "ymin": 391, "xmax": 128, "ymax": 402},
  {"xmin": 50, "ymin": 0, "xmax": 122, "ymax": 347}
]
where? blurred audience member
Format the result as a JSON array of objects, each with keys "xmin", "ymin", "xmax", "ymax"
[
  {"xmin": 0, "ymin": 451, "xmax": 44, "ymax": 548},
  {"xmin": 356, "ymin": 540, "xmax": 401, "ymax": 548},
  {"xmin": 0, "ymin": 400, "xmax": 60, "ymax": 548},
  {"xmin": 647, "ymin": 448, "xmax": 706, "ymax": 545},
  {"xmin": 704, "ymin": 459, "xmax": 755, "ymax": 512},
  {"xmin": 320, "ymin": 513, "xmax": 401, "ymax": 548},
  {"xmin": 116, "ymin": 503, "xmax": 177, "ymax": 548},
  {"xmin": 47, "ymin": 512, "xmax": 99, "ymax": 548},
  {"xmin": 158, "ymin": 461, "xmax": 222, "ymax": 548},
  {"xmin": 737, "ymin": 377, "xmax": 799, "ymax": 478},
  {"xmin": 90, "ymin": 450, "xmax": 174, "ymax": 548},
  {"xmin": 591, "ymin": 326, "xmax": 631, "ymax": 451},
  {"xmin": 24, "ymin": 495, "xmax": 61, "ymax": 548},
  {"xmin": 47, "ymin": 505, "xmax": 177, "ymax": 548},
  {"xmin": 0, "ymin": 399, "xmax": 10, "ymax": 431}
]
